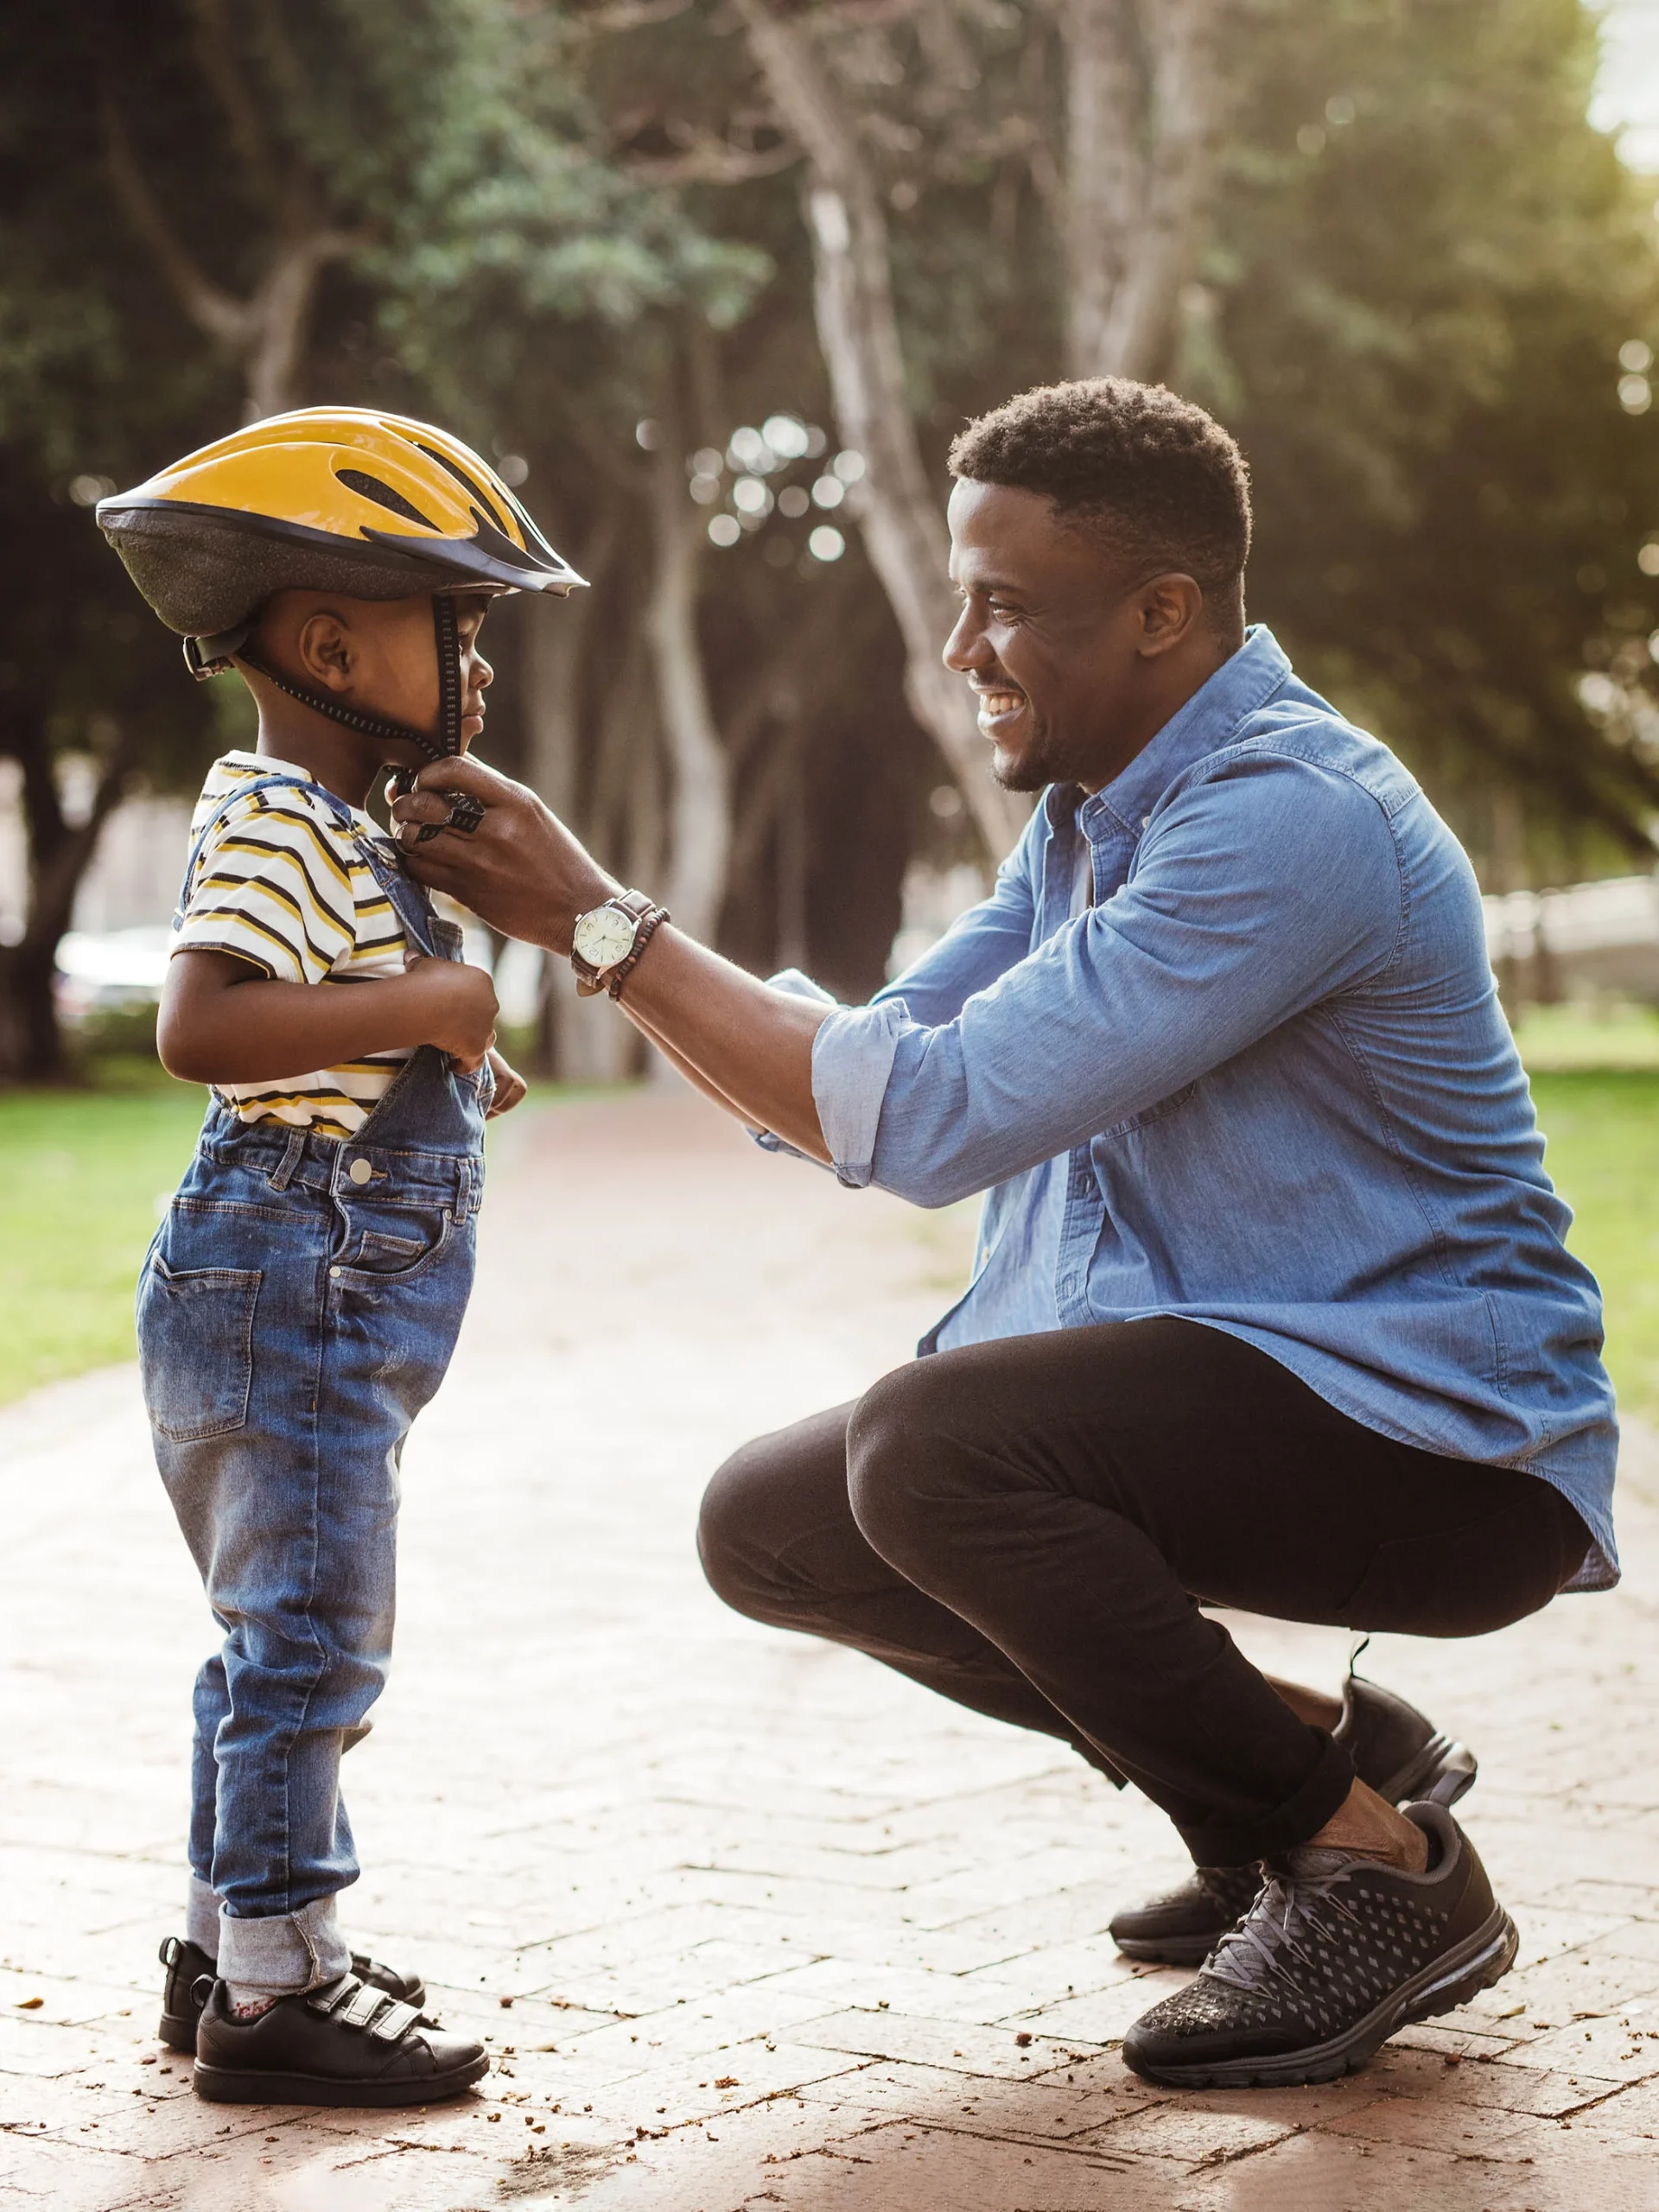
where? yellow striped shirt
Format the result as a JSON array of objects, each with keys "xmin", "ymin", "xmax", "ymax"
[{"xmin": 174, "ymin": 752, "xmax": 414, "ymax": 1140}]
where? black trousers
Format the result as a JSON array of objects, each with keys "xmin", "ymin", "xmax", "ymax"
[{"xmin": 698, "ymin": 1319, "xmax": 1590, "ymax": 1866}]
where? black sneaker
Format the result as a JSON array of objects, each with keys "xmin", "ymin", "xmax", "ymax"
[
  {"xmin": 1121, "ymin": 1802, "xmax": 1517, "ymax": 2088},
  {"xmin": 1108, "ymin": 1672, "xmax": 1477, "ymax": 1965},
  {"xmin": 192, "ymin": 1969, "xmax": 488, "ymax": 2107},
  {"xmin": 1104, "ymin": 1863, "xmax": 1263, "ymax": 1969},
  {"xmin": 159, "ymin": 1936, "xmax": 426, "ymax": 2055}
]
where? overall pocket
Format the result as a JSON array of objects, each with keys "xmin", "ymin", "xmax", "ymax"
[
  {"xmin": 137, "ymin": 1253, "xmax": 262, "ymax": 1442},
  {"xmin": 334, "ymin": 1199, "xmax": 454, "ymax": 1284}
]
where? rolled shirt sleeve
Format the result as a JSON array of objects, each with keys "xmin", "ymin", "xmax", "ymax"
[
  {"xmin": 763, "ymin": 820, "xmax": 1043, "ymax": 1182},
  {"xmin": 817, "ymin": 752, "xmax": 1405, "ymax": 1207}
]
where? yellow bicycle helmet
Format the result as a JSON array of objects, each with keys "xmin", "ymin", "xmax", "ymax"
[{"xmin": 98, "ymin": 407, "xmax": 586, "ymax": 762}]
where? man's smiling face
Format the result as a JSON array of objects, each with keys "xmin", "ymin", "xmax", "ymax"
[{"xmin": 943, "ymin": 477, "xmax": 1219, "ymax": 797}]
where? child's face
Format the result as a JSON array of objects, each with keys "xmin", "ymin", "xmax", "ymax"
[{"xmin": 258, "ymin": 589, "xmax": 495, "ymax": 760}]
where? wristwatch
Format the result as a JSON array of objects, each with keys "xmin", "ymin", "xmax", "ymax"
[{"xmin": 570, "ymin": 889, "xmax": 670, "ymax": 999}]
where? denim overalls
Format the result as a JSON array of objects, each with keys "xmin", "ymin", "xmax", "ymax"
[{"xmin": 137, "ymin": 773, "xmax": 489, "ymax": 1996}]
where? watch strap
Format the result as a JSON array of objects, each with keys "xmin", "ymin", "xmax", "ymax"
[{"xmin": 605, "ymin": 900, "xmax": 668, "ymax": 1001}]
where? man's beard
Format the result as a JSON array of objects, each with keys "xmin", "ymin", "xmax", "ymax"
[{"xmin": 990, "ymin": 723, "xmax": 1067, "ymax": 794}]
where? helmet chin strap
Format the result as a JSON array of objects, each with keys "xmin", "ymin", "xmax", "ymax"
[{"xmin": 187, "ymin": 594, "xmax": 464, "ymax": 766}]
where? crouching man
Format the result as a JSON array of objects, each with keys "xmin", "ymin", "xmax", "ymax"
[{"xmin": 392, "ymin": 378, "xmax": 1617, "ymax": 2089}]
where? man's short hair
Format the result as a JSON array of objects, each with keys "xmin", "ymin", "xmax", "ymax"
[{"xmin": 948, "ymin": 378, "xmax": 1252, "ymax": 594}]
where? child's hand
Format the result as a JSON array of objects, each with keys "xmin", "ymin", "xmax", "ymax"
[
  {"xmin": 397, "ymin": 954, "xmax": 499, "ymax": 1071},
  {"xmin": 486, "ymin": 1047, "xmax": 528, "ymax": 1117}
]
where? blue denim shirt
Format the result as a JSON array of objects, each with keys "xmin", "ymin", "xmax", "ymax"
[{"xmin": 804, "ymin": 626, "xmax": 1618, "ymax": 1588}]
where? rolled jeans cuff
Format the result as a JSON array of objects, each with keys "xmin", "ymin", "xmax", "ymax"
[
  {"xmin": 1175, "ymin": 1728, "xmax": 1356, "ymax": 1871},
  {"xmin": 218, "ymin": 1892, "xmax": 350, "ymax": 1999},
  {"xmin": 186, "ymin": 1872, "xmax": 221, "ymax": 1955}
]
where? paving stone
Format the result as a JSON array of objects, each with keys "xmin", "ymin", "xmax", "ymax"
[
  {"xmin": 4, "ymin": 1087, "xmax": 1659, "ymax": 2207},
  {"xmin": 788, "ymin": 2005, "xmax": 1096, "ymax": 2077}
]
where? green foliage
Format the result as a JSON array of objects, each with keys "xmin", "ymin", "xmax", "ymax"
[{"xmin": 1191, "ymin": 0, "xmax": 1659, "ymax": 861}]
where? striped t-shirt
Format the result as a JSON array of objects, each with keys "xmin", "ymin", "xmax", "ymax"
[{"xmin": 173, "ymin": 751, "xmax": 414, "ymax": 1139}]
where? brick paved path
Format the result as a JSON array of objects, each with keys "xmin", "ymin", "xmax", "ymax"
[{"xmin": 3, "ymin": 1087, "xmax": 1659, "ymax": 2210}]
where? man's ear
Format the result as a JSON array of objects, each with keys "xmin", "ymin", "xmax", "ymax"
[
  {"xmin": 1135, "ymin": 574, "xmax": 1205, "ymax": 659},
  {"xmin": 296, "ymin": 610, "xmax": 353, "ymax": 692}
]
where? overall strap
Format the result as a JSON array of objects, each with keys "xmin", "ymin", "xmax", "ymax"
[
  {"xmin": 346, "ymin": 827, "xmax": 446, "ymax": 960},
  {"xmin": 174, "ymin": 771, "xmax": 442, "ymax": 957}
]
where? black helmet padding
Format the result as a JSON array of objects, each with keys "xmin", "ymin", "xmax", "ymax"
[{"xmin": 100, "ymin": 505, "xmax": 461, "ymax": 639}]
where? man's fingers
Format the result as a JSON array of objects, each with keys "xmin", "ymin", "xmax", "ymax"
[
  {"xmin": 390, "ymin": 787, "xmax": 461, "ymax": 829},
  {"xmin": 411, "ymin": 754, "xmax": 508, "ymax": 799}
]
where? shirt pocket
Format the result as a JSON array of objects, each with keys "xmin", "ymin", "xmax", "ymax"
[{"xmin": 137, "ymin": 1253, "xmax": 262, "ymax": 1442}]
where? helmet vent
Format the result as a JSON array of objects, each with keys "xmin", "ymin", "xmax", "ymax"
[
  {"xmin": 416, "ymin": 443, "xmax": 508, "ymax": 536},
  {"xmin": 335, "ymin": 467, "xmax": 438, "ymax": 531}
]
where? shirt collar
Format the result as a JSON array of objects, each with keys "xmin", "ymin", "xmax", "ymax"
[{"xmin": 1060, "ymin": 624, "xmax": 1292, "ymax": 842}]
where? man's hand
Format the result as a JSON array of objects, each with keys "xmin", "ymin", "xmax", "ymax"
[
  {"xmin": 386, "ymin": 757, "xmax": 830, "ymax": 1162},
  {"xmin": 397, "ymin": 953, "xmax": 499, "ymax": 1071},
  {"xmin": 486, "ymin": 1046, "xmax": 528, "ymax": 1117},
  {"xmin": 388, "ymin": 756, "xmax": 616, "ymax": 953}
]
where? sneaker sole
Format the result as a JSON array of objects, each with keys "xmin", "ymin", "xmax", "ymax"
[
  {"xmin": 1122, "ymin": 1903, "xmax": 1518, "ymax": 2089},
  {"xmin": 192, "ymin": 2049, "xmax": 488, "ymax": 2107},
  {"xmin": 1109, "ymin": 1930, "xmax": 1223, "ymax": 1967}
]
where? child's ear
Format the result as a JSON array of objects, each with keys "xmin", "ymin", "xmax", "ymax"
[{"xmin": 296, "ymin": 611, "xmax": 353, "ymax": 690}]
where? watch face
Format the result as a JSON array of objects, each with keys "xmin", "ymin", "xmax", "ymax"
[{"xmin": 574, "ymin": 904, "xmax": 638, "ymax": 970}]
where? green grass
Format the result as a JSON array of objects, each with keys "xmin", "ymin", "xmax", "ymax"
[
  {"xmin": 0, "ymin": 1061, "xmax": 205, "ymax": 1405},
  {"xmin": 1530, "ymin": 1070, "xmax": 1659, "ymax": 1416},
  {"xmin": 3, "ymin": 1017, "xmax": 1659, "ymax": 1414}
]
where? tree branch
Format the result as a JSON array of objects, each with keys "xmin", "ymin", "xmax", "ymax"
[
  {"xmin": 578, "ymin": 0, "xmax": 697, "ymax": 32},
  {"xmin": 100, "ymin": 89, "xmax": 252, "ymax": 346},
  {"xmin": 734, "ymin": 0, "xmax": 1026, "ymax": 857},
  {"xmin": 623, "ymin": 126, "xmax": 800, "ymax": 182},
  {"xmin": 187, "ymin": 0, "xmax": 283, "ymax": 207},
  {"xmin": 244, "ymin": 226, "xmax": 366, "ymax": 418},
  {"xmin": 1094, "ymin": 0, "xmax": 1234, "ymax": 378},
  {"xmin": 1058, "ymin": 0, "xmax": 1141, "ymax": 378}
]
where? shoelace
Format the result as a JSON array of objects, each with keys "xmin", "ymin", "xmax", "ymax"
[{"xmin": 1204, "ymin": 1857, "xmax": 1367, "ymax": 1993}]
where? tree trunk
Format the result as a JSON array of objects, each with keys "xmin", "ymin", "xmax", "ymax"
[
  {"xmin": 541, "ymin": 628, "xmax": 658, "ymax": 1085},
  {"xmin": 521, "ymin": 521, "xmax": 618, "ymax": 1077},
  {"xmin": 0, "ymin": 716, "xmax": 143, "ymax": 1081},
  {"xmin": 735, "ymin": 0, "xmax": 1027, "ymax": 862},
  {"xmin": 1060, "ymin": 0, "xmax": 1235, "ymax": 381},
  {"xmin": 645, "ymin": 429, "xmax": 731, "ymax": 944},
  {"xmin": 243, "ymin": 230, "xmax": 359, "ymax": 419}
]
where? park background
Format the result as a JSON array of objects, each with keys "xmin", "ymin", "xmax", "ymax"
[{"xmin": 7, "ymin": 0, "xmax": 1659, "ymax": 1413}]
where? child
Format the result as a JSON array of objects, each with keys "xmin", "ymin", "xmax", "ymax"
[{"xmin": 97, "ymin": 409, "xmax": 584, "ymax": 2106}]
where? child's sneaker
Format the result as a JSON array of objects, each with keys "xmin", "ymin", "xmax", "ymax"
[
  {"xmin": 192, "ymin": 1970, "xmax": 487, "ymax": 2106},
  {"xmin": 159, "ymin": 1936, "xmax": 425, "ymax": 2056}
]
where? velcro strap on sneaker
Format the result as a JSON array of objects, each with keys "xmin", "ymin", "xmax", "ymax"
[
  {"xmin": 367, "ymin": 1998, "xmax": 422, "ymax": 2044},
  {"xmin": 306, "ymin": 1974, "xmax": 361, "ymax": 2017},
  {"xmin": 338, "ymin": 1980, "xmax": 389, "ymax": 2030}
]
